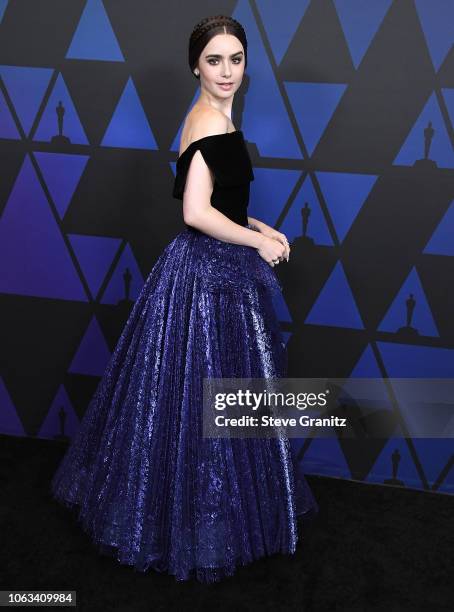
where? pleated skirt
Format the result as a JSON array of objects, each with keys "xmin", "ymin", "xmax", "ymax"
[{"xmin": 51, "ymin": 224, "xmax": 318, "ymax": 583}]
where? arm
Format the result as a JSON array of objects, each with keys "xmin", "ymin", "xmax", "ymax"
[
  {"xmin": 247, "ymin": 216, "xmax": 266, "ymax": 232},
  {"xmin": 187, "ymin": 203, "xmax": 264, "ymax": 249}
]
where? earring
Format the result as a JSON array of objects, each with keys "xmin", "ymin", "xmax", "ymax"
[{"xmin": 194, "ymin": 70, "xmax": 199, "ymax": 76}]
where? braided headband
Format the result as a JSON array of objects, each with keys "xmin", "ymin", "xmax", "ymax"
[{"xmin": 190, "ymin": 16, "xmax": 245, "ymax": 45}]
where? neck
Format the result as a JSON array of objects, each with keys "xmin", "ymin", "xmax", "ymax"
[{"xmin": 197, "ymin": 91, "xmax": 233, "ymax": 120}]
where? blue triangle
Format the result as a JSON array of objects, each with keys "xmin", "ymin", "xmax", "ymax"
[
  {"xmin": 442, "ymin": 88, "xmax": 454, "ymax": 133},
  {"xmin": 377, "ymin": 341, "xmax": 454, "ymax": 377},
  {"xmin": 286, "ymin": 82, "xmax": 347, "ymax": 155},
  {"xmin": 0, "ymin": 1, "xmax": 8, "ymax": 24},
  {"xmin": 281, "ymin": 330, "xmax": 292, "ymax": 347},
  {"xmin": 340, "ymin": 372, "xmax": 393, "ymax": 409},
  {"xmin": 171, "ymin": 90, "xmax": 200, "ymax": 152},
  {"xmin": 378, "ymin": 267, "xmax": 439, "ymax": 337},
  {"xmin": 100, "ymin": 243, "xmax": 144, "ymax": 304},
  {"xmin": 391, "ymin": 379, "xmax": 454, "ymax": 440},
  {"xmin": 412, "ymin": 439, "xmax": 454, "ymax": 492},
  {"xmin": 66, "ymin": 0, "xmax": 124, "ymax": 62},
  {"xmin": 0, "ymin": 66, "xmax": 52, "ymax": 136},
  {"xmin": 231, "ymin": 0, "xmax": 302, "ymax": 159},
  {"xmin": 281, "ymin": 175, "xmax": 334, "ymax": 246},
  {"xmin": 393, "ymin": 92, "xmax": 454, "ymax": 168},
  {"xmin": 35, "ymin": 152, "xmax": 89, "ymax": 219},
  {"xmin": 423, "ymin": 198, "xmax": 454, "ymax": 255},
  {"xmin": 271, "ymin": 289, "xmax": 292, "ymax": 323},
  {"xmin": 415, "ymin": 0, "xmax": 454, "ymax": 71},
  {"xmin": 100, "ymin": 77, "xmax": 157, "ymax": 149},
  {"xmin": 68, "ymin": 234, "xmax": 121, "ymax": 299},
  {"xmin": 68, "ymin": 315, "xmax": 112, "ymax": 376},
  {"xmin": 297, "ymin": 436, "xmax": 352, "ymax": 478},
  {"xmin": 350, "ymin": 344, "xmax": 383, "ymax": 377},
  {"xmin": 336, "ymin": 374, "xmax": 395, "ymax": 449},
  {"xmin": 0, "ymin": 155, "xmax": 87, "ymax": 300},
  {"xmin": 33, "ymin": 73, "xmax": 88, "ymax": 144},
  {"xmin": 305, "ymin": 261, "xmax": 365, "ymax": 329},
  {"xmin": 334, "ymin": 0, "xmax": 392, "ymax": 69},
  {"xmin": 0, "ymin": 87, "xmax": 20, "ymax": 138},
  {"xmin": 316, "ymin": 171, "xmax": 377, "ymax": 242},
  {"xmin": 248, "ymin": 167, "xmax": 300, "ymax": 227},
  {"xmin": 257, "ymin": 0, "xmax": 310, "ymax": 65}
]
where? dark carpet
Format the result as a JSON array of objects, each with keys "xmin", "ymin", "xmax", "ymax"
[{"xmin": 1, "ymin": 434, "xmax": 453, "ymax": 611}]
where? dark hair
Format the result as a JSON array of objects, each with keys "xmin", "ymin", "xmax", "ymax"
[{"xmin": 189, "ymin": 15, "xmax": 248, "ymax": 79}]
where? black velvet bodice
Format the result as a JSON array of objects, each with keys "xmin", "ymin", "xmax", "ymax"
[{"xmin": 172, "ymin": 130, "xmax": 254, "ymax": 226}]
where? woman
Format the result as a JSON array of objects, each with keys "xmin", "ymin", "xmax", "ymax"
[{"xmin": 51, "ymin": 15, "xmax": 318, "ymax": 583}]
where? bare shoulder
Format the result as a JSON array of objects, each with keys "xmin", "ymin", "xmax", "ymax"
[{"xmin": 180, "ymin": 106, "xmax": 231, "ymax": 151}]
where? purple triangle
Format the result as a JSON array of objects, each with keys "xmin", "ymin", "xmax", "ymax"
[
  {"xmin": 334, "ymin": 0, "xmax": 392, "ymax": 69},
  {"xmin": 35, "ymin": 152, "xmax": 89, "ymax": 219},
  {"xmin": 286, "ymin": 82, "xmax": 347, "ymax": 155},
  {"xmin": 33, "ymin": 73, "xmax": 88, "ymax": 144},
  {"xmin": 0, "ymin": 66, "xmax": 53, "ymax": 135},
  {"xmin": 378, "ymin": 267, "xmax": 439, "ymax": 337},
  {"xmin": 100, "ymin": 243, "xmax": 144, "ymax": 304},
  {"xmin": 378, "ymin": 342, "xmax": 454, "ymax": 378},
  {"xmin": 0, "ymin": 87, "xmax": 20, "ymax": 139},
  {"xmin": 0, "ymin": 1, "xmax": 8, "ymax": 23},
  {"xmin": 69, "ymin": 234, "xmax": 121, "ymax": 299},
  {"xmin": 66, "ymin": 0, "xmax": 125, "ymax": 62},
  {"xmin": 0, "ymin": 376, "xmax": 25, "ymax": 436},
  {"xmin": 232, "ymin": 0, "xmax": 302, "ymax": 158},
  {"xmin": 316, "ymin": 171, "xmax": 378, "ymax": 242},
  {"xmin": 393, "ymin": 92, "xmax": 454, "ymax": 168},
  {"xmin": 305, "ymin": 261, "xmax": 365, "ymax": 329},
  {"xmin": 38, "ymin": 384, "xmax": 80, "ymax": 440},
  {"xmin": 350, "ymin": 344, "xmax": 383, "ymax": 377},
  {"xmin": 280, "ymin": 176, "xmax": 334, "ymax": 246},
  {"xmin": 258, "ymin": 0, "xmax": 310, "ymax": 66},
  {"xmin": 423, "ymin": 198, "xmax": 454, "ymax": 255},
  {"xmin": 248, "ymin": 167, "xmax": 300, "ymax": 227},
  {"xmin": 295, "ymin": 436, "xmax": 352, "ymax": 477},
  {"xmin": 0, "ymin": 155, "xmax": 87, "ymax": 300},
  {"xmin": 415, "ymin": 0, "xmax": 454, "ymax": 71},
  {"xmin": 68, "ymin": 315, "xmax": 112, "ymax": 376},
  {"xmin": 100, "ymin": 77, "xmax": 157, "ymax": 149},
  {"xmin": 271, "ymin": 289, "xmax": 292, "ymax": 322}
]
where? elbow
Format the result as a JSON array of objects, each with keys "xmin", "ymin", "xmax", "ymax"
[
  {"xmin": 183, "ymin": 204, "xmax": 210, "ymax": 228},
  {"xmin": 183, "ymin": 209, "xmax": 197, "ymax": 227},
  {"xmin": 182, "ymin": 201, "xmax": 195, "ymax": 226},
  {"xmin": 182, "ymin": 198, "xmax": 199, "ymax": 227}
]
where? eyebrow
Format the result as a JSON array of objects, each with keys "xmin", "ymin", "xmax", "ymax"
[{"xmin": 205, "ymin": 51, "xmax": 244, "ymax": 59}]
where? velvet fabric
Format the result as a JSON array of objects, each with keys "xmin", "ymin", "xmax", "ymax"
[{"xmin": 172, "ymin": 130, "xmax": 253, "ymax": 227}]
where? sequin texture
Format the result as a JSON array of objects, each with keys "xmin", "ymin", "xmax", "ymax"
[{"xmin": 50, "ymin": 224, "xmax": 319, "ymax": 583}]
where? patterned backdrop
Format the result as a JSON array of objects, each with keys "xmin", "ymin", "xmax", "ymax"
[{"xmin": 0, "ymin": 0, "xmax": 453, "ymax": 495}]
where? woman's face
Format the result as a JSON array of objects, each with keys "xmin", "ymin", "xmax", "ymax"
[{"xmin": 197, "ymin": 33, "xmax": 245, "ymax": 99}]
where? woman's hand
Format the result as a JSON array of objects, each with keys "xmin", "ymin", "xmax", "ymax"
[
  {"xmin": 256, "ymin": 234, "xmax": 288, "ymax": 267},
  {"xmin": 253, "ymin": 222, "xmax": 290, "ymax": 263}
]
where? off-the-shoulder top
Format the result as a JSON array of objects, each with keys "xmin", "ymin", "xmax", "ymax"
[{"xmin": 172, "ymin": 130, "xmax": 254, "ymax": 227}]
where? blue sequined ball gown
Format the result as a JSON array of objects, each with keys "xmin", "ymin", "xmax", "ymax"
[{"xmin": 51, "ymin": 129, "xmax": 318, "ymax": 583}]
